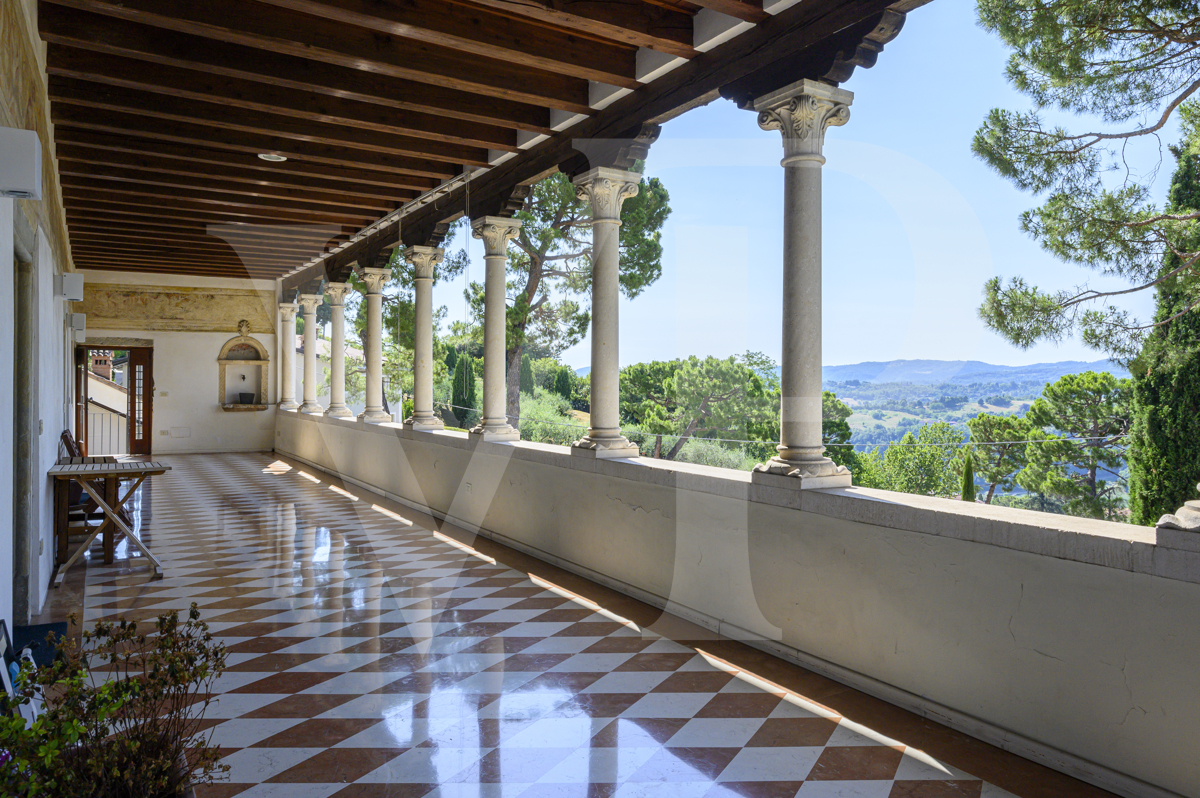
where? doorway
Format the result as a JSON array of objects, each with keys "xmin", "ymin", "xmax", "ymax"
[{"xmin": 74, "ymin": 345, "xmax": 153, "ymax": 456}]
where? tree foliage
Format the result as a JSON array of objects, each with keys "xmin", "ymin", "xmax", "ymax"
[
  {"xmin": 1019, "ymin": 371, "xmax": 1132, "ymax": 519},
  {"xmin": 822, "ymin": 391, "xmax": 856, "ymax": 470},
  {"xmin": 962, "ymin": 412, "xmax": 1043, "ymax": 503},
  {"xmin": 451, "ymin": 355, "xmax": 477, "ymax": 427},
  {"xmin": 974, "ymin": 1, "xmax": 1200, "ymax": 360},
  {"xmin": 620, "ymin": 355, "xmax": 774, "ymax": 461},
  {"xmin": 519, "ymin": 353, "xmax": 535, "ymax": 394},
  {"xmin": 962, "ymin": 450, "xmax": 977, "ymax": 502},
  {"xmin": 553, "ymin": 366, "xmax": 573, "ymax": 401},
  {"xmin": 463, "ymin": 169, "xmax": 671, "ymax": 419},
  {"xmin": 856, "ymin": 422, "xmax": 966, "ymax": 497},
  {"xmin": 1129, "ymin": 144, "xmax": 1200, "ymax": 523}
]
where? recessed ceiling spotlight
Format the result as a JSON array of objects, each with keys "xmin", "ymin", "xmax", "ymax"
[{"xmin": 257, "ymin": 153, "xmax": 287, "ymax": 162}]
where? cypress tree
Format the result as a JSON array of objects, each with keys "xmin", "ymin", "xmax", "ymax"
[
  {"xmin": 451, "ymin": 356, "xmax": 476, "ymax": 427},
  {"xmin": 961, "ymin": 451, "xmax": 976, "ymax": 503},
  {"xmin": 444, "ymin": 347, "xmax": 458, "ymax": 372},
  {"xmin": 519, "ymin": 353, "xmax": 534, "ymax": 394},
  {"xmin": 553, "ymin": 366, "xmax": 573, "ymax": 401},
  {"xmin": 1129, "ymin": 147, "xmax": 1200, "ymax": 524}
]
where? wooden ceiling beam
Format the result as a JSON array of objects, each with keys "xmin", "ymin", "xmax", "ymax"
[
  {"xmin": 71, "ymin": 258, "xmax": 284, "ymax": 279},
  {"xmin": 252, "ymin": 0, "xmax": 638, "ymax": 87},
  {"xmin": 72, "ymin": 251, "xmax": 287, "ymax": 271},
  {"xmin": 458, "ymin": 0, "xmax": 695, "ymax": 58},
  {"xmin": 54, "ymin": 130, "xmax": 440, "ymax": 192},
  {"xmin": 40, "ymin": 0, "xmax": 593, "ymax": 112},
  {"xmin": 58, "ymin": 163, "xmax": 400, "ymax": 213},
  {"xmin": 66, "ymin": 203, "xmax": 357, "ymax": 236},
  {"xmin": 684, "ymin": 0, "xmax": 767, "ymax": 23},
  {"xmin": 39, "ymin": 9, "xmax": 553, "ymax": 133},
  {"xmin": 63, "ymin": 190, "xmax": 370, "ymax": 227},
  {"xmin": 62, "ymin": 179, "xmax": 383, "ymax": 222},
  {"xmin": 50, "ymin": 106, "xmax": 464, "ymax": 178},
  {"xmin": 56, "ymin": 145, "xmax": 415, "ymax": 203},
  {"xmin": 47, "ymin": 50, "xmax": 519, "ymax": 152},
  {"xmin": 65, "ymin": 214, "xmax": 352, "ymax": 246},
  {"xmin": 48, "ymin": 78, "xmax": 493, "ymax": 166},
  {"xmin": 70, "ymin": 230, "xmax": 335, "ymax": 257},
  {"xmin": 72, "ymin": 244, "xmax": 288, "ymax": 266}
]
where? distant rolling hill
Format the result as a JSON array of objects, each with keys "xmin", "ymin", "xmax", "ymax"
[{"xmin": 822, "ymin": 359, "xmax": 1128, "ymax": 386}]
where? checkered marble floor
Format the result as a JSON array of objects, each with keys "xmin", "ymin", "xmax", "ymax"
[{"xmin": 72, "ymin": 453, "xmax": 1112, "ymax": 798}]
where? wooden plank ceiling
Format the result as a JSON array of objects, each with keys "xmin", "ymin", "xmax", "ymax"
[{"xmin": 38, "ymin": 0, "xmax": 923, "ymax": 282}]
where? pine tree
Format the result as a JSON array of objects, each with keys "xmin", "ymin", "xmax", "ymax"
[
  {"xmin": 519, "ymin": 353, "xmax": 534, "ymax": 395},
  {"xmin": 1129, "ymin": 146, "xmax": 1200, "ymax": 524},
  {"xmin": 553, "ymin": 366, "xmax": 573, "ymax": 401}
]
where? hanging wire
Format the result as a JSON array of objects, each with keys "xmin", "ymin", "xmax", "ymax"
[
  {"xmin": 463, "ymin": 165, "xmax": 471, "ymax": 324},
  {"xmin": 429, "ymin": 399, "xmax": 1124, "ymax": 448}
]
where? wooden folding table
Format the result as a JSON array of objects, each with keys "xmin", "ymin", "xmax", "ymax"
[{"xmin": 48, "ymin": 459, "xmax": 171, "ymax": 586}]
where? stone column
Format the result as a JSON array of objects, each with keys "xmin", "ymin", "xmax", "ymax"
[
  {"xmin": 405, "ymin": 246, "xmax": 445, "ymax": 431},
  {"xmin": 359, "ymin": 266, "xmax": 392, "ymax": 423},
  {"xmin": 277, "ymin": 301, "xmax": 299, "ymax": 410},
  {"xmin": 323, "ymin": 282, "xmax": 353, "ymax": 418},
  {"xmin": 571, "ymin": 167, "xmax": 640, "ymax": 459},
  {"xmin": 297, "ymin": 293, "xmax": 323, "ymax": 414},
  {"xmin": 752, "ymin": 78, "xmax": 853, "ymax": 488},
  {"xmin": 470, "ymin": 217, "xmax": 521, "ymax": 441}
]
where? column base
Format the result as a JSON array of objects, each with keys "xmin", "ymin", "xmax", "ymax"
[
  {"xmin": 361, "ymin": 408, "xmax": 392, "ymax": 424},
  {"xmin": 299, "ymin": 401, "xmax": 323, "ymax": 415},
  {"xmin": 324, "ymin": 403, "xmax": 354, "ymax": 419},
  {"xmin": 469, "ymin": 421, "xmax": 520, "ymax": 442},
  {"xmin": 571, "ymin": 435, "xmax": 640, "ymax": 460},
  {"xmin": 278, "ymin": 400, "xmax": 299, "ymax": 411},
  {"xmin": 752, "ymin": 457, "xmax": 852, "ymax": 489},
  {"xmin": 405, "ymin": 414, "xmax": 445, "ymax": 432}
]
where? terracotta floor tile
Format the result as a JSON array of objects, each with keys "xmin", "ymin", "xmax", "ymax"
[
  {"xmin": 746, "ymin": 718, "xmax": 838, "ymax": 748},
  {"xmin": 889, "ymin": 782, "xmax": 983, "ymax": 798},
  {"xmin": 253, "ymin": 718, "xmax": 382, "ymax": 747},
  {"xmin": 268, "ymin": 747, "xmax": 403, "ymax": 783},
  {"xmin": 241, "ymin": 693, "xmax": 357, "ymax": 718},
  {"xmin": 697, "ymin": 693, "xmax": 783, "ymax": 719},
  {"xmin": 230, "ymin": 671, "xmax": 340, "ymax": 693},
  {"xmin": 806, "ymin": 746, "xmax": 905, "ymax": 781}
]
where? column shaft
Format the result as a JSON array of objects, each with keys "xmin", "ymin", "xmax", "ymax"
[
  {"xmin": 470, "ymin": 218, "xmax": 520, "ymax": 441},
  {"xmin": 752, "ymin": 78, "xmax": 853, "ymax": 487},
  {"xmin": 298, "ymin": 294, "xmax": 323, "ymax": 414},
  {"xmin": 571, "ymin": 167, "xmax": 640, "ymax": 459},
  {"xmin": 278, "ymin": 302, "xmax": 299, "ymax": 410},
  {"xmin": 406, "ymin": 247, "xmax": 444, "ymax": 430},
  {"xmin": 324, "ymin": 283, "xmax": 353, "ymax": 418},
  {"xmin": 360, "ymin": 267, "xmax": 392, "ymax": 423}
]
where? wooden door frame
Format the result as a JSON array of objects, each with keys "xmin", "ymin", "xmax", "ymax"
[
  {"xmin": 127, "ymin": 347, "xmax": 153, "ymax": 457},
  {"xmin": 76, "ymin": 344, "xmax": 153, "ymax": 456}
]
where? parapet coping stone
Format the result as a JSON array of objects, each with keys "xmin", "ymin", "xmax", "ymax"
[{"xmin": 283, "ymin": 410, "xmax": 1196, "ymax": 586}]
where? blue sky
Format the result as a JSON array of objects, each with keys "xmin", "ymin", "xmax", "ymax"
[{"xmin": 432, "ymin": 0, "xmax": 1174, "ymax": 370}]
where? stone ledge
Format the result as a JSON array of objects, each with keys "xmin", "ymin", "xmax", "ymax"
[{"xmin": 281, "ymin": 410, "xmax": 1184, "ymax": 584}]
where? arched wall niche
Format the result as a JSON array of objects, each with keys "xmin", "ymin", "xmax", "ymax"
[{"xmin": 218, "ymin": 320, "xmax": 269, "ymax": 410}]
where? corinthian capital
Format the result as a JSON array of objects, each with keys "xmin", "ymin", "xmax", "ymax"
[
  {"xmin": 278, "ymin": 302, "xmax": 298, "ymax": 322},
  {"xmin": 573, "ymin": 167, "xmax": 640, "ymax": 224},
  {"xmin": 324, "ymin": 282, "xmax": 351, "ymax": 306},
  {"xmin": 409, "ymin": 245, "xmax": 445, "ymax": 280},
  {"xmin": 360, "ymin": 267, "xmax": 391, "ymax": 295},
  {"xmin": 297, "ymin": 293, "xmax": 323, "ymax": 315},
  {"xmin": 471, "ymin": 216, "xmax": 522, "ymax": 257},
  {"xmin": 754, "ymin": 79, "xmax": 853, "ymax": 165}
]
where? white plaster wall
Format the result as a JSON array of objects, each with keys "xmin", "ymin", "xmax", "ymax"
[
  {"xmin": 277, "ymin": 412, "xmax": 1200, "ymax": 798},
  {"xmin": 87, "ymin": 373, "xmax": 127, "ymax": 411},
  {"xmin": 0, "ymin": 198, "xmax": 15, "ymax": 629},
  {"xmin": 89, "ymin": 328, "xmax": 276, "ymax": 454},
  {"xmin": 34, "ymin": 225, "xmax": 66, "ymax": 612}
]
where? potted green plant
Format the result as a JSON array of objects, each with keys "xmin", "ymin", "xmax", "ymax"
[{"xmin": 0, "ymin": 604, "xmax": 229, "ymax": 797}]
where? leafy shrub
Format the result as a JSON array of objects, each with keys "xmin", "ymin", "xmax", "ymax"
[
  {"xmin": 0, "ymin": 605, "xmax": 228, "ymax": 798},
  {"xmin": 674, "ymin": 437, "xmax": 758, "ymax": 471},
  {"xmin": 517, "ymin": 390, "xmax": 583, "ymax": 446}
]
